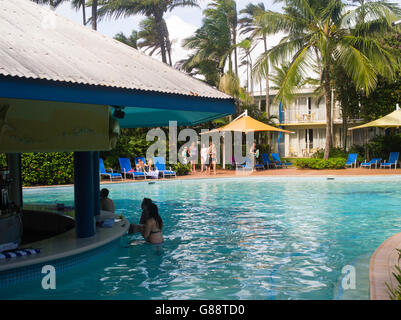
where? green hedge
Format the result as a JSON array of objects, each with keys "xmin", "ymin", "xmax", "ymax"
[
  {"xmin": 170, "ymin": 163, "xmax": 191, "ymax": 176},
  {"xmin": 0, "ymin": 152, "xmax": 74, "ymax": 186},
  {"xmin": 295, "ymin": 158, "xmax": 346, "ymax": 169}
]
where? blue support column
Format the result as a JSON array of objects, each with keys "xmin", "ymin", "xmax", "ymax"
[
  {"xmin": 74, "ymin": 151, "xmax": 95, "ymax": 238},
  {"xmin": 93, "ymin": 151, "xmax": 100, "ymax": 218}
]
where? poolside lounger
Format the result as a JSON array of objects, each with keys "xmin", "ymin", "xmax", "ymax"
[
  {"xmin": 380, "ymin": 152, "xmax": 399, "ymax": 169},
  {"xmin": 154, "ymin": 157, "xmax": 176, "ymax": 178},
  {"xmin": 261, "ymin": 154, "xmax": 276, "ymax": 169},
  {"xmin": 118, "ymin": 157, "xmax": 146, "ymax": 180},
  {"xmin": 272, "ymin": 153, "xmax": 292, "ymax": 168},
  {"xmin": 345, "ymin": 153, "xmax": 358, "ymax": 168},
  {"xmin": 360, "ymin": 158, "xmax": 381, "ymax": 169},
  {"xmin": 236, "ymin": 157, "xmax": 254, "ymax": 172},
  {"xmin": 135, "ymin": 157, "xmax": 159, "ymax": 179},
  {"xmin": 100, "ymin": 158, "xmax": 123, "ymax": 181}
]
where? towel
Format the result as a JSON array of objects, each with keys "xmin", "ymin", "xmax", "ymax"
[
  {"xmin": 101, "ymin": 219, "xmax": 114, "ymax": 228},
  {"xmin": 0, "ymin": 248, "xmax": 40, "ymax": 259}
]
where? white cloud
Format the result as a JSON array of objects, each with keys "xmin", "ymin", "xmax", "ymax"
[{"xmin": 165, "ymin": 15, "xmax": 197, "ymax": 65}]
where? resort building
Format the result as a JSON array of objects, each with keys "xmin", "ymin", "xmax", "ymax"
[{"xmin": 254, "ymin": 87, "xmax": 379, "ymax": 158}]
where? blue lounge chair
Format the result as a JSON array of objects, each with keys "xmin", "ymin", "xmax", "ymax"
[
  {"xmin": 272, "ymin": 153, "xmax": 292, "ymax": 168},
  {"xmin": 261, "ymin": 153, "xmax": 276, "ymax": 169},
  {"xmin": 154, "ymin": 157, "xmax": 176, "ymax": 178},
  {"xmin": 99, "ymin": 158, "xmax": 123, "ymax": 181},
  {"xmin": 118, "ymin": 157, "xmax": 146, "ymax": 180},
  {"xmin": 345, "ymin": 153, "xmax": 358, "ymax": 168},
  {"xmin": 135, "ymin": 157, "xmax": 159, "ymax": 179},
  {"xmin": 360, "ymin": 158, "xmax": 381, "ymax": 169},
  {"xmin": 236, "ymin": 157, "xmax": 254, "ymax": 172},
  {"xmin": 380, "ymin": 152, "xmax": 399, "ymax": 169}
]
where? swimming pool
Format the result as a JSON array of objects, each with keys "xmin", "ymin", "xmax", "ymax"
[{"xmin": 2, "ymin": 176, "xmax": 401, "ymax": 300}]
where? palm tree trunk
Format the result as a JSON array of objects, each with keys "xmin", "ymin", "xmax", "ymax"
[
  {"xmin": 233, "ymin": 29, "xmax": 238, "ymax": 77},
  {"xmin": 167, "ymin": 45, "xmax": 172, "ymax": 66},
  {"xmin": 82, "ymin": 0, "xmax": 86, "ymax": 26},
  {"xmin": 342, "ymin": 112, "xmax": 348, "ymax": 152},
  {"xmin": 92, "ymin": 0, "xmax": 98, "ymax": 30},
  {"xmin": 263, "ymin": 36, "xmax": 270, "ymax": 118},
  {"xmin": 323, "ymin": 66, "xmax": 332, "ymax": 160},
  {"xmin": 154, "ymin": 12, "xmax": 167, "ymax": 64}
]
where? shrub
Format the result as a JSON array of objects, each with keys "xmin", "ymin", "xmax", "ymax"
[
  {"xmin": 386, "ymin": 249, "xmax": 401, "ymax": 300},
  {"xmin": 367, "ymin": 133, "xmax": 401, "ymax": 160},
  {"xmin": 0, "ymin": 152, "xmax": 74, "ymax": 186},
  {"xmin": 21, "ymin": 152, "xmax": 74, "ymax": 186},
  {"xmin": 295, "ymin": 158, "xmax": 346, "ymax": 169},
  {"xmin": 170, "ymin": 163, "xmax": 191, "ymax": 176}
]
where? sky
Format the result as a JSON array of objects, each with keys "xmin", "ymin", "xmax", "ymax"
[{"xmin": 53, "ymin": 0, "xmax": 401, "ymax": 89}]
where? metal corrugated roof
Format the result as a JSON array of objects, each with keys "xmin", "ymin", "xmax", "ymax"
[{"xmin": 0, "ymin": 0, "xmax": 232, "ymax": 100}]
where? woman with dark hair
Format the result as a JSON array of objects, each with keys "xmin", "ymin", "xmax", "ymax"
[
  {"xmin": 128, "ymin": 198, "xmax": 164, "ymax": 244},
  {"xmin": 141, "ymin": 202, "xmax": 164, "ymax": 244}
]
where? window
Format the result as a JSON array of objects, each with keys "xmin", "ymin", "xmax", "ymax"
[{"xmin": 307, "ymin": 97, "xmax": 312, "ymax": 114}]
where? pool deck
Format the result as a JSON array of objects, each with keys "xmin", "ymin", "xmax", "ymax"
[
  {"xmin": 0, "ymin": 215, "xmax": 129, "ymax": 274},
  {"xmin": 370, "ymin": 232, "xmax": 401, "ymax": 300},
  {"xmin": 101, "ymin": 167, "xmax": 401, "ymax": 184}
]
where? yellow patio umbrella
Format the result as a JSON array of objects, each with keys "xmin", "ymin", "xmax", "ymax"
[
  {"xmin": 219, "ymin": 114, "xmax": 293, "ymax": 133},
  {"xmin": 201, "ymin": 110, "xmax": 293, "ymax": 134},
  {"xmin": 348, "ymin": 109, "xmax": 401, "ymax": 130},
  {"xmin": 200, "ymin": 111, "xmax": 293, "ymax": 168}
]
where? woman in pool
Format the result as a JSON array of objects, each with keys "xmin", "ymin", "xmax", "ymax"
[{"xmin": 129, "ymin": 198, "xmax": 164, "ymax": 244}]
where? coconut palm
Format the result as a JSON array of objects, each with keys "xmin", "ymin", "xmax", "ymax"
[
  {"xmin": 179, "ymin": 4, "xmax": 232, "ymax": 85},
  {"xmin": 96, "ymin": 0, "xmax": 199, "ymax": 65},
  {"xmin": 254, "ymin": 0, "xmax": 399, "ymax": 159},
  {"xmin": 239, "ymin": 2, "xmax": 271, "ymax": 117},
  {"xmin": 114, "ymin": 30, "xmax": 138, "ymax": 49},
  {"xmin": 31, "ymin": 0, "xmax": 67, "ymax": 8},
  {"xmin": 71, "ymin": 0, "xmax": 88, "ymax": 25},
  {"xmin": 205, "ymin": 0, "xmax": 239, "ymax": 77}
]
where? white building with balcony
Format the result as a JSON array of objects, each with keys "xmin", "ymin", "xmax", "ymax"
[{"xmin": 254, "ymin": 87, "xmax": 374, "ymax": 158}]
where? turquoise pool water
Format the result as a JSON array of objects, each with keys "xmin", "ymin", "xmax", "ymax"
[{"xmin": 2, "ymin": 176, "xmax": 401, "ymax": 300}]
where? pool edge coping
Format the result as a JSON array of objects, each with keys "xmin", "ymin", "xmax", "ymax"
[{"xmin": 370, "ymin": 231, "xmax": 401, "ymax": 300}]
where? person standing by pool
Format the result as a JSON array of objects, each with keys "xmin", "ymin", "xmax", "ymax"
[
  {"xmin": 100, "ymin": 188, "xmax": 115, "ymax": 213},
  {"xmin": 200, "ymin": 143, "xmax": 209, "ymax": 173},
  {"xmin": 188, "ymin": 141, "xmax": 197, "ymax": 174},
  {"xmin": 208, "ymin": 141, "xmax": 217, "ymax": 175},
  {"xmin": 250, "ymin": 142, "xmax": 257, "ymax": 169}
]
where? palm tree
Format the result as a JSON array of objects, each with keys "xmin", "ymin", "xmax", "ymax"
[
  {"xmin": 71, "ymin": 0, "xmax": 88, "ymax": 25},
  {"xmin": 255, "ymin": 0, "xmax": 399, "ymax": 159},
  {"xmin": 97, "ymin": 0, "xmax": 199, "ymax": 65},
  {"xmin": 114, "ymin": 29, "xmax": 138, "ymax": 49},
  {"xmin": 239, "ymin": 3, "xmax": 271, "ymax": 117},
  {"xmin": 31, "ymin": 0, "xmax": 67, "ymax": 9},
  {"xmin": 179, "ymin": 4, "xmax": 232, "ymax": 84},
  {"xmin": 206, "ymin": 0, "xmax": 239, "ymax": 77}
]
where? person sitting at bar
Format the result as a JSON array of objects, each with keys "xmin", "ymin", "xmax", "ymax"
[{"xmin": 100, "ymin": 188, "xmax": 115, "ymax": 213}]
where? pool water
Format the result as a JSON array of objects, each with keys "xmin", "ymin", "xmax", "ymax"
[{"xmin": 2, "ymin": 176, "xmax": 401, "ymax": 300}]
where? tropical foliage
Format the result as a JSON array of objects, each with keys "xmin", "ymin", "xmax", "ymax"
[
  {"xmin": 254, "ymin": 0, "xmax": 400, "ymax": 159},
  {"xmin": 29, "ymin": 0, "xmax": 401, "ymax": 172},
  {"xmin": 0, "ymin": 153, "xmax": 74, "ymax": 186},
  {"xmin": 96, "ymin": 0, "xmax": 199, "ymax": 65},
  {"xmin": 295, "ymin": 158, "xmax": 347, "ymax": 169}
]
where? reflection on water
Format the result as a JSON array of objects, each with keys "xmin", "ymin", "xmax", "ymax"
[{"xmin": 3, "ymin": 177, "xmax": 401, "ymax": 299}]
